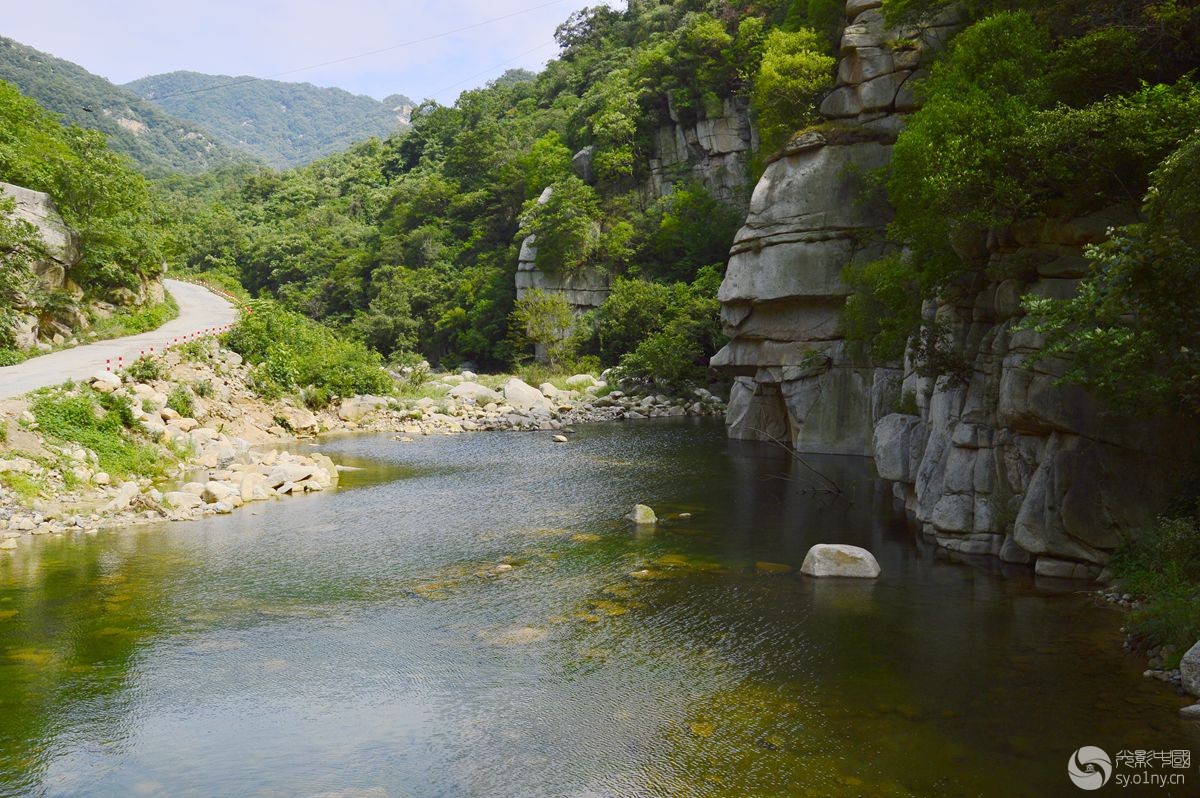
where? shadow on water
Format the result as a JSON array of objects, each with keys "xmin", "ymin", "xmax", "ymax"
[{"xmin": 1, "ymin": 418, "xmax": 1196, "ymax": 797}]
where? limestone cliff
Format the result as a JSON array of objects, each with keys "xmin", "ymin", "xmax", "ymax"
[
  {"xmin": 713, "ymin": 0, "xmax": 1176, "ymax": 577},
  {"xmin": 516, "ymin": 97, "xmax": 756, "ymax": 320},
  {"xmin": 714, "ymin": 0, "xmax": 957, "ymax": 454}
]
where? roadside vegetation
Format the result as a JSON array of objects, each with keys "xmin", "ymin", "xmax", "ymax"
[{"xmin": 28, "ymin": 384, "xmax": 174, "ymax": 480}]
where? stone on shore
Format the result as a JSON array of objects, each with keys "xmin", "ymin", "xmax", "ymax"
[
  {"xmin": 501, "ymin": 377, "xmax": 553, "ymax": 413},
  {"xmin": 164, "ymin": 491, "xmax": 203, "ymax": 510},
  {"xmin": 449, "ymin": 382, "xmax": 503, "ymax": 404},
  {"xmin": 626, "ymin": 504, "xmax": 657, "ymax": 525},
  {"xmin": 1181, "ymin": 640, "xmax": 1200, "ymax": 697},
  {"xmin": 338, "ymin": 394, "xmax": 390, "ymax": 422},
  {"xmin": 90, "ymin": 371, "xmax": 121, "ymax": 392},
  {"xmin": 800, "ymin": 544, "xmax": 881, "ymax": 578}
]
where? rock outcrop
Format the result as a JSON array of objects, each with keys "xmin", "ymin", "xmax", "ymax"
[
  {"xmin": 714, "ymin": 0, "xmax": 1179, "ymax": 576},
  {"xmin": 714, "ymin": 0, "xmax": 957, "ymax": 454},
  {"xmin": 2, "ymin": 181, "xmax": 165, "ymax": 351},
  {"xmin": 2, "ymin": 182, "xmax": 83, "ymax": 348},
  {"xmin": 646, "ymin": 96, "xmax": 757, "ymax": 204},
  {"xmin": 515, "ymin": 96, "xmax": 757, "ymax": 356},
  {"xmin": 874, "ymin": 209, "xmax": 1181, "ymax": 577}
]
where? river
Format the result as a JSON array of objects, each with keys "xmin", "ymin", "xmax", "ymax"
[{"xmin": 1, "ymin": 419, "xmax": 1195, "ymax": 796}]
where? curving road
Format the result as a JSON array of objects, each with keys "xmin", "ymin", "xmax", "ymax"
[{"xmin": 0, "ymin": 279, "xmax": 239, "ymax": 400}]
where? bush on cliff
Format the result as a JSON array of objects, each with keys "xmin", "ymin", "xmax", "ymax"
[
  {"xmin": 844, "ymin": 10, "xmax": 1200, "ymax": 361},
  {"xmin": 226, "ymin": 300, "xmax": 393, "ymax": 403}
]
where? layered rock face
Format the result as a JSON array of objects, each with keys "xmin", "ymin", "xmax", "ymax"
[
  {"xmin": 516, "ymin": 98, "xmax": 757, "ymax": 329},
  {"xmin": 875, "ymin": 209, "xmax": 1180, "ymax": 578},
  {"xmin": 714, "ymin": 0, "xmax": 1180, "ymax": 576},
  {"xmin": 646, "ymin": 96, "xmax": 757, "ymax": 204},
  {"xmin": 714, "ymin": 0, "xmax": 956, "ymax": 454}
]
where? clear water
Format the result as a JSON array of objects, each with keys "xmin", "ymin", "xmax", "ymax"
[{"xmin": 1, "ymin": 419, "xmax": 1195, "ymax": 797}]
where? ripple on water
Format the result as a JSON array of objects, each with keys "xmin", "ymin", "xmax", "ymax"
[{"xmin": 0, "ymin": 420, "xmax": 1196, "ymax": 797}]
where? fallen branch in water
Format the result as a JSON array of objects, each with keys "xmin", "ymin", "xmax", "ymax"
[{"xmin": 751, "ymin": 427, "xmax": 844, "ymax": 496}]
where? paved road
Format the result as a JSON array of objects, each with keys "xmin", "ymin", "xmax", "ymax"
[{"xmin": 0, "ymin": 279, "xmax": 239, "ymax": 399}]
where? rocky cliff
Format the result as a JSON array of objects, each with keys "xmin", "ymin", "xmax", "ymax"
[
  {"xmin": 516, "ymin": 97, "xmax": 757, "ymax": 323},
  {"xmin": 713, "ymin": 0, "xmax": 1176, "ymax": 577},
  {"xmin": 2, "ymin": 181, "xmax": 163, "ymax": 351},
  {"xmin": 714, "ymin": 0, "xmax": 956, "ymax": 454}
]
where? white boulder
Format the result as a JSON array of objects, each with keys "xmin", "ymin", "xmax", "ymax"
[{"xmin": 800, "ymin": 544, "xmax": 881, "ymax": 578}]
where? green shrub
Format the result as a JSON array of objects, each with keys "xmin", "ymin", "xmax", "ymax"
[
  {"xmin": 0, "ymin": 348, "xmax": 27, "ymax": 366},
  {"xmin": 750, "ymin": 27, "xmax": 836, "ymax": 153},
  {"xmin": 165, "ymin": 384, "xmax": 196, "ymax": 418},
  {"xmin": 1023, "ymin": 132, "xmax": 1200, "ymax": 415},
  {"xmin": 125, "ymin": 355, "xmax": 164, "ymax": 383},
  {"xmin": 226, "ymin": 300, "xmax": 393, "ymax": 399},
  {"xmin": 1110, "ymin": 515, "xmax": 1200, "ymax": 664},
  {"xmin": 193, "ymin": 379, "xmax": 213, "ymax": 398},
  {"xmin": 30, "ymin": 387, "xmax": 167, "ymax": 478},
  {"xmin": 508, "ymin": 289, "xmax": 576, "ymax": 368}
]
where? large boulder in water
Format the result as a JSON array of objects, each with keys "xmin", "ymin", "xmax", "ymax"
[{"xmin": 800, "ymin": 544, "xmax": 881, "ymax": 578}]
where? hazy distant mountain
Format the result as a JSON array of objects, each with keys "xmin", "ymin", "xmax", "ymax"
[
  {"xmin": 0, "ymin": 36, "xmax": 249, "ymax": 175},
  {"xmin": 125, "ymin": 71, "xmax": 414, "ymax": 168}
]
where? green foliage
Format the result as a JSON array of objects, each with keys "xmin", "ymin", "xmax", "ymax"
[
  {"xmin": 845, "ymin": 9, "xmax": 1200, "ymax": 362},
  {"xmin": 165, "ymin": 385, "xmax": 196, "ymax": 419},
  {"xmin": 1024, "ymin": 132, "xmax": 1200, "ymax": 414},
  {"xmin": 509, "ymin": 289, "xmax": 575, "ymax": 368},
  {"xmin": 594, "ymin": 278, "xmax": 673, "ymax": 365},
  {"xmin": 125, "ymin": 355, "xmax": 164, "ymax": 383},
  {"xmin": 30, "ymin": 386, "xmax": 167, "ymax": 478},
  {"xmin": 520, "ymin": 175, "xmax": 602, "ymax": 275},
  {"xmin": 642, "ymin": 181, "xmax": 742, "ymax": 283},
  {"xmin": 613, "ymin": 265, "xmax": 724, "ymax": 387},
  {"xmin": 0, "ymin": 36, "xmax": 247, "ymax": 175},
  {"xmin": 226, "ymin": 300, "xmax": 394, "ymax": 399},
  {"xmin": 89, "ymin": 294, "xmax": 180, "ymax": 341},
  {"xmin": 0, "ymin": 80, "xmax": 167, "ymax": 297},
  {"xmin": 750, "ymin": 28, "xmax": 836, "ymax": 153},
  {"xmin": 1110, "ymin": 514, "xmax": 1200, "ymax": 661},
  {"xmin": 125, "ymin": 71, "xmax": 413, "ymax": 169}
]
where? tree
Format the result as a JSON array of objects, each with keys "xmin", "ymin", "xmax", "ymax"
[
  {"xmin": 509, "ymin": 288, "xmax": 574, "ymax": 367},
  {"xmin": 750, "ymin": 27, "xmax": 835, "ymax": 152}
]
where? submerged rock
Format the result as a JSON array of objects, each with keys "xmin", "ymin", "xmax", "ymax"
[
  {"xmin": 800, "ymin": 544, "xmax": 881, "ymax": 578},
  {"xmin": 626, "ymin": 504, "xmax": 657, "ymax": 525}
]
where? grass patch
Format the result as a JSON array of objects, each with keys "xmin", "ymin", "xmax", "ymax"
[
  {"xmin": 1110, "ymin": 515, "xmax": 1200, "ymax": 666},
  {"xmin": 0, "ymin": 348, "xmax": 28, "ymax": 366},
  {"xmin": 0, "ymin": 471, "xmax": 45, "ymax": 503},
  {"xmin": 30, "ymin": 386, "xmax": 173, "ymax": 480},
  {"xmin": 89, "ymin": 294, "xmax": 180, "ymax": 339},
  {"xmin": 165, "ymin": 385, "xmax": 196, "ymax": 418}
]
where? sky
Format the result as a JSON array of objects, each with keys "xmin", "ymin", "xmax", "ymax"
[{"xmin": 3, "ymin": 0, "xmax": 609, "ymax": 104}]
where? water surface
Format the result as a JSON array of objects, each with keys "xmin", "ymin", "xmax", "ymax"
[{"xmin": 1, "ymin": 419, "xmax": 1195, "ymax": 796}]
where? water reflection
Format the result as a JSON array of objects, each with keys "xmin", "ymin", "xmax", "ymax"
[{"xmin": 0, "ymin": 419, "xmax": 1195, "ymax": 797}]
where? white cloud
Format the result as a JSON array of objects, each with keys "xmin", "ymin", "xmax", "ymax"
[{"xmin": 4, "ymin": 0, "xmax": 607, "ymax": 102}]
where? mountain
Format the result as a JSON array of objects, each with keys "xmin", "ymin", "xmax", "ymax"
[
  {"xmin": 125, "ymin": 71, "xmax": 414, "ymax": 168},
  {"xmin": 0, "ymin": 36, "xmax": 249, "ymax": 175}
]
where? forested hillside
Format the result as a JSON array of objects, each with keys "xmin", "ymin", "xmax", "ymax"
[
  {"xmin": 160, "ymin": 0, "xmax": 841, "ymax": 376},
  {"xmin": 126, "ymin": 72, "xmax": 414, "ymax": 168},
  {"xmin": 0, "ymin": 79, "xmax": 170, "ymax": 357},
  {"xmin": 0, "ymin": 36, "xmax": 249, "ymax": 175}
]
